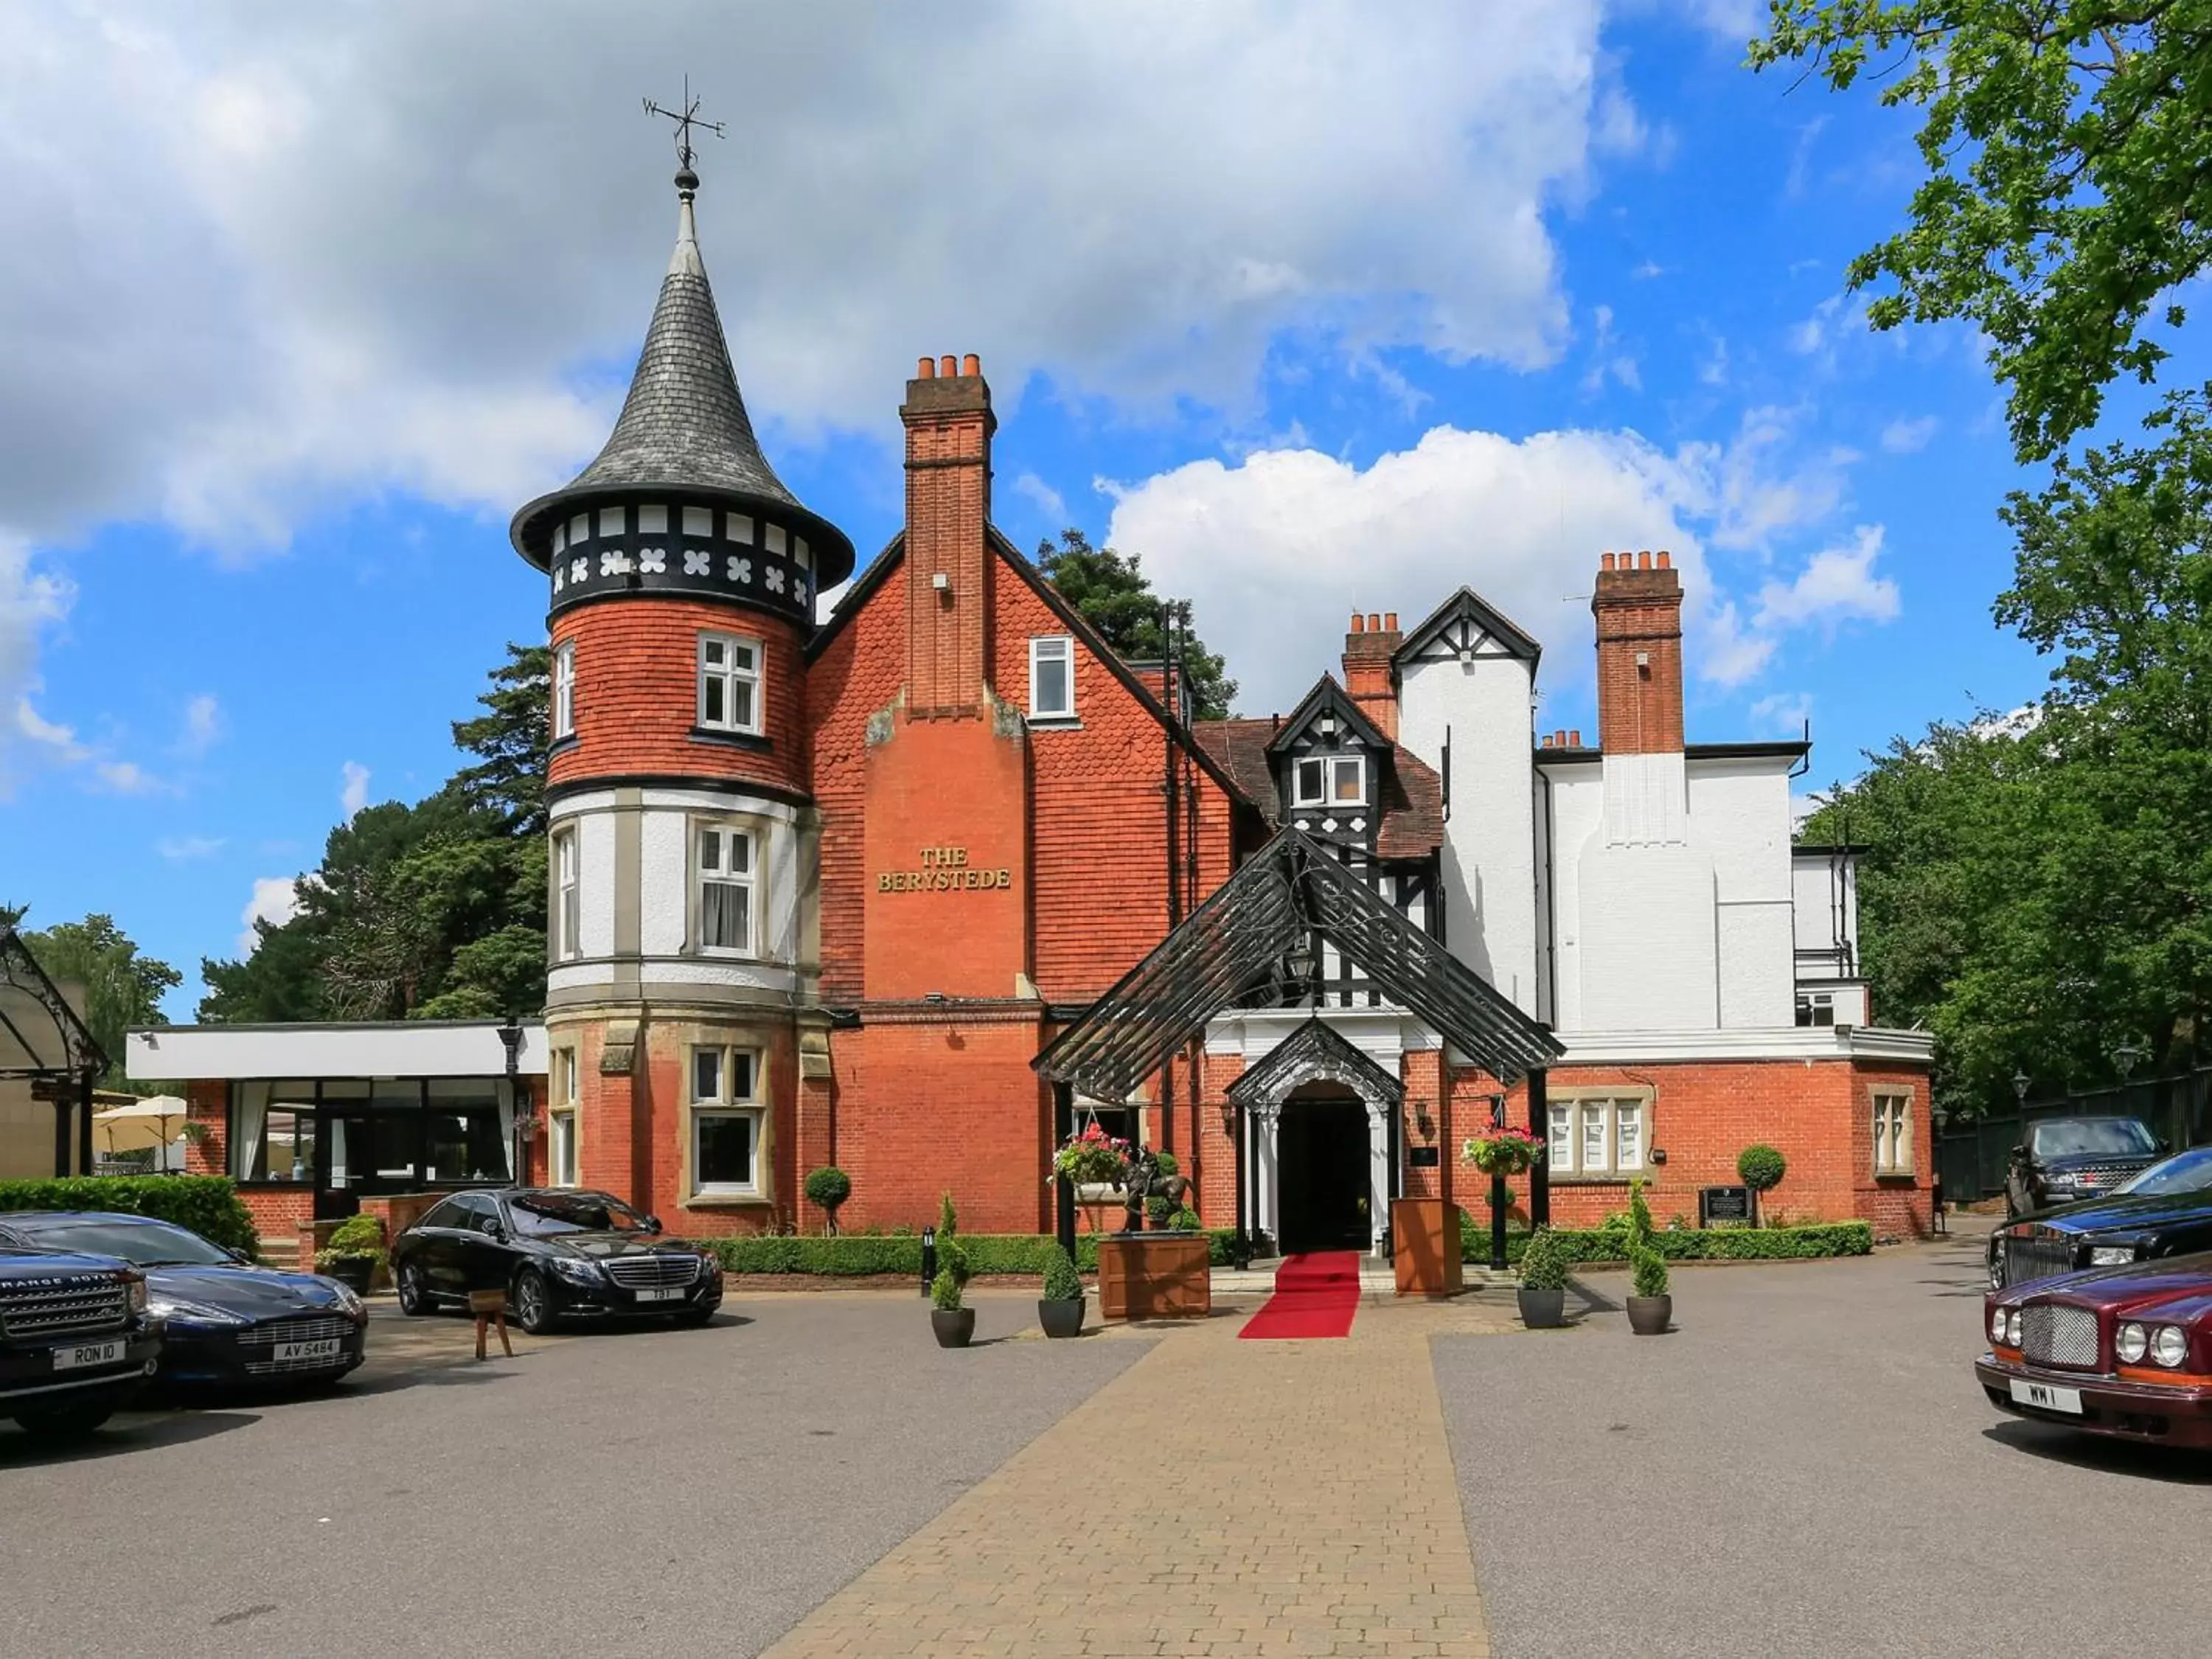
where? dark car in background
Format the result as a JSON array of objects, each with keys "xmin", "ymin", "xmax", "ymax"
[
  {"xmin": 2004, "ymin": 1115, "xmax": 2163, "ymax": 1217},
  {"xmin": 390, "ymin": 1188, "xmax": 722, "ymax": 1335},
  {"xmin": 0, "ymin": 1212, "xmax": 367, "ymax": 1391},
  {"xmin": 1, "ymin": 1242, "xmax": 161, "ymax": 1439},
  {"xmin": 1989, "ymin": 1146, "xmax": 2212, "ymax": 1290}
]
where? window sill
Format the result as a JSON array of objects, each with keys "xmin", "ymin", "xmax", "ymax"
[
  {"xmin": 549, "ymin": 734, "xmax": 581, "ymax": 759},
  {"xmin": 1027, "ymin": 714, "xmax": 1082, "ymax": 730},
  {"xmin": 1547, "ymin": 1175, "xmax": 1652, "ymax": 1186},
  {"xmin": 689, "ymin": 726, "xmax": 771, "ymax": 751},
  {"xmin": 1872, "ymin": 1170, "xmax": 1918, "ymax": 1183},
  {"xmin": 684, "ymin": 1192, "xmax": 771, "ymax": 1208}
]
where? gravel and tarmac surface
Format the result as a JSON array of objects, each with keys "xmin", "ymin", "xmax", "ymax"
[
  {"xmin": 1439, "ymin": 1222, "xmax": 2212, "ymax": 1659},
  {"xmin": 0, "ymin": 1290, "xmax": 1144, "ymax": 1658}
]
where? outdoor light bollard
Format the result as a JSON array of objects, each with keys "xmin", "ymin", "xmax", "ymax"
[
  {"xmin": 1489, "ymin": 1172, "xmax": 1509, "ymax": 1272},
  {"xmin": 920, "ymin": 1225, "xmax": 937, "ymax": 1296}
]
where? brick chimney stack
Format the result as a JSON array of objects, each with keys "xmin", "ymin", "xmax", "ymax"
[
  {"xmin": 902, "ymin": 353, "xmax": 996, "ymax": 715},
  {"xmin": 1591, "ymin": 549, "xmax": 1683, "ymax": 754},
  {"xmin": 1341, "ymin": 609, "xmax": 1401, "ymax": 740}
]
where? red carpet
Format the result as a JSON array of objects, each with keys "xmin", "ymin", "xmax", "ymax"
[{"xmin": 1239, "ymin": 1251, "xmax": 1361, "ymax": 1340}]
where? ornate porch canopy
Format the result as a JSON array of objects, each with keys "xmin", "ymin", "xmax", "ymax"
[
  {"xmin": 1034, "ymin": 828, "xmax": 1562, "ymax": 1102},
  {"xmin": 0, "ymin": 925, "xmax": 105, "ymax": 1084},
  {"xmin": 1225, "ymin": 1016, "xmax": 1403, "ymax": 1120}
]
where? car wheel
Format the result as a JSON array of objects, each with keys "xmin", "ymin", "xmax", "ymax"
[
  {"xmin": 512, "ymin": 1267, "xmax": 558, "ymax": 1335},
  {"xmin": 12, "ymin": 1403, "xmax": 115, "ymax": 1439},
  {"xmin": 396, "ymin": 1259, "xmax": 434, "ymax": 1317}
]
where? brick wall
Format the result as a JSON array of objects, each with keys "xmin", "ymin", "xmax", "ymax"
[
  {"xmin": 901, "ymin": 357, "xmax": 995, "ymax": 714},
  {"xmin": 550, "ymin": 597, "xmax": 809, "ymax": 795},
  {"xmin": 1590, "ymin": 552, "xmax": 1684, "ymax": 755}
]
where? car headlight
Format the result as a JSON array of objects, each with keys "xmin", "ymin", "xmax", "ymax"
[
  {"xmin": 2089, "ymin": 1246, "xmax": 2138, "ymax": 1267},
  {"xmin": 2118, "ymin": 1321, "xmax": 2149, "ymax": 1363},
  {"xmin": 700, "ymin": 1253, "xmax": 722, "ymax": 1281},
  {"xmin": 146, "ymin": 1295, "xmax": 251, "ymax": 1327},
  {"xmin": 2006, "ymin": 1310, "xmax": 2023, "ymax": 1347},
  {"xmin": 127, "ymin": 1277, "xmax": 149, "ymax": 1315},
  {"xmin": 1990, "ymin": 1307, "xmax": 2010, "ymax": 1344},
  {"xmin": 2152, "ymin": 1325, "xmax": 2189, "ymax": 1368},
  {"xmin": 550, "ymin": 1255, "xmax": 604, "ymax": 1283},
  {"xmin": 324, "ymin": 1281, "xmax": 366, "ymax": 1321}
]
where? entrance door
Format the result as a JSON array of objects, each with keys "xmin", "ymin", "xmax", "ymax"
[{"xmin": 1277, "ymin": 1094, "xmax": 1371, "ymax": 1253}]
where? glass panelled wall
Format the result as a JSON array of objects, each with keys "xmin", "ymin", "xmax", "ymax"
[{"xmin": 229, "ymin": 1078, "xmax": 517, "ymax": 1191}]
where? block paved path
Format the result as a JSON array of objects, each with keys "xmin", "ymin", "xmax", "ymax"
[{"xmin": 768, "ymin": 1293, "xmax": 1516, "ymax": 1658}]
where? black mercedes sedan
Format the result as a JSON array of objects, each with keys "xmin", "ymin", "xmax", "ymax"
[
  {"xmin": 2003, "ymin": 1114, "xmax": 2163, "ymax": 1217},
  {"xmin": 390, "ymin": 1188, "xmax": 722, "ymax": 1335},
  {"xmin": 1988, "ymin": 1144, "xmax": 2212, "ymax": 1290},
  {"xmin": 0, "ymin": 1211, "xmax": 366, "ymax": 1389}
]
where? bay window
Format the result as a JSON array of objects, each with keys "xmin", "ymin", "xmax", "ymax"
[
  {"xmin": 693, "ymin": 824, "xmax": 754, "ymax": 954},
  {"xmin": 689, "ymin": 1044, "xmax": 763, "ymax": 1197}
]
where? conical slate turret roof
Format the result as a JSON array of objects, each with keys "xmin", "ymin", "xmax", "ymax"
[{"xmin": 510, "ymin": 170, "xmax": 854, "ymax": 585}]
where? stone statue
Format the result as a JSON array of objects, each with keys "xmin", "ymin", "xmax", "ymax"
[{"xmin": 1120, "ymin": 1147, "xmax": 1196, "ymax": 1233}]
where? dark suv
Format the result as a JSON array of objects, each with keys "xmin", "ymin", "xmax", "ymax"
[
  {"xmin": 2006, "ymin": 1115, "xmax": 2164, "ymax": 1217},
  {"xmin": 1, "ymin": 1242, "xmax": 162, "ymax": 1439}
]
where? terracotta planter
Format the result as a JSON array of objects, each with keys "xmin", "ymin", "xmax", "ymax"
[
  {"xmin": 1516, "ymin": 1286, "xmax": 1566, "ymax": 1328},
  {"xmin": 1627, "ymin": 1294, "xmax": 1672, "ymax": 1335},
  {"xmin": 930, "ymin": 1308, "xmax": 975, "ymax": 1349},
  {"xmin": 1037, "ymin": 1296, "xmax": 1085, "ymax": 1339}
]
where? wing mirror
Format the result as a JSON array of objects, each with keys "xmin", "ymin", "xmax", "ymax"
[
  {"xmin": 2011, "ymin": 1145, "xmax": 2028, "ymax": 1160},
  {"xmin": 484, "ymin": 1219, "xmax": 507, "ymax": 1241},
  {"xmin": 227, "ymin": 1246, "xmax": 254, "ymax": 1265},
  {"xmin": 644, "ymin": 1214, "xmax": 664, "ymax": 1235}
]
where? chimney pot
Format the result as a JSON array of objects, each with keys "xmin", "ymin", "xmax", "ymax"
[
  {"xmin": 1600, "ymin": 552, "xmax": 1615, "ymax": 571},
  {"xmin": 939, "ymin": 355, "xmax": 959, "ymax": 379},
  {"xmin": 1382, "ymin": 611, "xmax": 1398, "ymax": 631},
  {"xmin": 1540, "ymin": 734, "xmax": 1554, "ymax": 748},
  {"xmin": 1568, "ymin": 728, "xmax": 1582, "ymax": 747},
  {"xmin": 961, "ymin": 352, "xmax": 981, "ymax": 377},
  {"xmin": 1637, "ymin": 549, "xmax": 1652, "ymax": 569},
  {"xmin": 1349, "ymin": 612, "xmax": 1365, "ymax": 633},
  {"xmin": 916, "ymin": 355, "xmax": 936, "ymax": 379},
  {"xmin": 1656, "ymin": 549, "xmax": 1672, "ymax": 569},
  {"xmin": 1367, "ymin": 613, "xmax": 1382, "ymax": 632}
]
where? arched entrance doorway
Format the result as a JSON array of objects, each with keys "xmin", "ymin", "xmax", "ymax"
[{"xmin": 1276, "ymin": 1082, "xmax": 1371, "ymax": 1253}]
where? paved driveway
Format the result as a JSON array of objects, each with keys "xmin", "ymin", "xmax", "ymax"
[
  {"xmin": 1438, "ymin": 1230, "xmax": 2212, "ymax": 1659},
  {"xmin": 0, "ymin": 1292, "xmax": 1144, "ymax": 1659}
]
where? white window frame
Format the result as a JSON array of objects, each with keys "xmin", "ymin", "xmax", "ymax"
[
  {"xmin": 1291, "ymin": 753, "xmax": 1364, "ymax": 808},
  {"xmin": 692, "ymin": 822, "xmax": 755, "ymax": 956},
  {"xmin": 688, "ymin": 1044, "xmax": 764, "ymax": 1197},
  {"xmin": 696, "ymin": 633, "xmax": 763, "ymax": 735},
  {"xmin": 549, "ymin": 1049, "xmax": 580, "ymax": 1187},
  {"xmin": 554, "ymin": 830, "xmax": 580, "ymax": 961},
  {"xmin": 1548, "ymin": 1095, "xmax": 1649, "ymax": 1179},
  {"xmin": 1029, "ymin": 635, "xmax": 1075, "ymax": 720},
  {"xmin": 1873, "ymin": 1090, "xmax": 1913, "ymax": 1176},
  {"xmin": 552, "ymin": 641, "xmax": 576, "ymax": 740}
]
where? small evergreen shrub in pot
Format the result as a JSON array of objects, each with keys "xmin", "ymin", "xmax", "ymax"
[
  {"xmin": 1515, "ymin": 1227, "xmax": 1570, "ymax": 1328},
  {"xmin": 315, "ymin": 1214, "xmax": 387, "ymax": 1294},
  {"xmin": 929, "ymin": 1267, "xmax": 974, "ymax": 1348},
  {"xmin": 1037, "ymin": 1243, "xmax": 1085, "ymax": 1338},
  {"xmin": 1626, "ymin": 1243, "xmax": 1672, "ymax": 1335}
]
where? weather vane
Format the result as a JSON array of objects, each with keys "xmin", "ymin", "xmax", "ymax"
[{"xmin": 642, "ymin": 77, "xmax": 725, "ymax": 175}]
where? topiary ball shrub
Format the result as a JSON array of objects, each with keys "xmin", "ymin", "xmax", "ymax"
[
  {"xmin": 1041, "ymin": 1244, "xmax": 1083, "ymax": 1301},
  {"xmin": 804, "ymin": 1166, "xmax": 852, "ymax": 1233},
  {"xmin": 1738, "ymin": 1144, "xmax": 1787, "ymax": 1193},
  {"xmin": 1519, "ymin": 1227, "xmax": 1569, "ymax": 1293}
]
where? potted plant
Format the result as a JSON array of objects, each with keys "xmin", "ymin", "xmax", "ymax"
[
  {"xmin": 804, "ymin": 1166, "xmax": 852, "ymax": 1235},
  {"xmin": 1050, "ymin": 1123, "xmax": 1132, "ymax": 1235},
  {"xmin": 930, "ymin": 1267, "xmax": 974, "ymax": 1347},
  {"xmin": 1738, "ymin": 1144, "xmax": 1787, "ymax": 1227},
  {"xmin": 1463, "ymin": 1127, "xmax": 1546, "ymax": 1267},
  {"xmin": 1516, "ymin": 1225, "xmax": 1570, "ymax": 1328},
  {"xmin": 1037, "ymin": 1242, "xmax": 1085, "ymax": 1338},
  {"xmin": 1626, "ymin": 1243, "xmax": 1672, "ymax": 1335},
  {"xmin": 315, "ymin": 1214, "xmax": 386, "ymax": 1294}
]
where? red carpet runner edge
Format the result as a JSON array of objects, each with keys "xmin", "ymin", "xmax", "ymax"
[{"xmin": 1238, "ymin": 1250, "xmax": 1361, "ymax": 1340}]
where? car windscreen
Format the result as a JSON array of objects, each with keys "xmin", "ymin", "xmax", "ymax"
[
  {"xmin": 8, "ymin": 1217, "xmax": 232, "ymax": 1267},
  {"xmin": 507, "ymin": 1193, "xmax": 652, "ymax": 1237},
  {"xmin": 2031, "ymin": 1119, "xmax": 2157, "ymax": 1158},
  {"xmin": 2115, "ymin": 1147, "xmax": 2212, "ymax": 1196}
]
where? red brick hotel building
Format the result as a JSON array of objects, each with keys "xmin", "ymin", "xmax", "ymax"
[{"xmin": 134, "ymin": 160, "xmax": 1932, "ymax": 1255}]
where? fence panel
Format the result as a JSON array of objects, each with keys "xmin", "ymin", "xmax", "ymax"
[{"xmin": 1938, "ymin": 1071, "xmax": 2212, "ymax": 1202}]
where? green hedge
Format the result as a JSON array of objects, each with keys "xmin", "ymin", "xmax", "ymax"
[
  {"xmin": 0, "ymin": 1176, "xmax": 259, "ymax": 1255},
  {"xmin": 701, "ymin": 1228, "xmax": 1245, "ymax": 1276},
  {"xmin": 1459, "ymin": 1219, "xmax": 1872, "ymax": 1265}
]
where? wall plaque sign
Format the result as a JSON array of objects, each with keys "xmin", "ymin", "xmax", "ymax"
[
  {"xmin": 875, "ymin": 845, "xmax": 1012, "ymax": 893},
  {"xmin": 1699, "ymin": 1185, "xmax": 1753, "ymax": 1227},
  {"xmin": 1408, "ymin": 1146, "xmax": 1441, "ymax": 1169}
]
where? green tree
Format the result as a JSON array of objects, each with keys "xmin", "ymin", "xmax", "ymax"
[
  {"xmin": 12, "ymin": 913, "xmax": 182, "ymax": 1090},
  {"xmin": 1034, "ymin": 529, "xmax": 1237, "ymax": 720},
  {"xmin": 1751, "ymin": 1, "xmax": 2212, "ymax": 462},
  {"xmin": 451, "ymin": 642, "xmax": 551, "ymax": 835}
]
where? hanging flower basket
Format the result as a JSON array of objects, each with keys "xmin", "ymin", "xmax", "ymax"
[
  {"xmin": 1462, "ymin": 1127, "xmax": 1546, "ymax": 1178},
  {"xmin": 1051, "ymin": 1124, "xmax": 1133, "ymax": 1234}
]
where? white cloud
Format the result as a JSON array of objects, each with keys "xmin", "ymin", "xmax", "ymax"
[
  {"xmin": 1012, "ymin": 473, "xmax": 1068, "ymax": 523},
  {"xmin": 175, "ymin": 693, "xmax": 223, "ymax": 757},
  {"xmin": 0, "ymin": 535, "xmax": 77, "ymax": 790},
  {"xmin": 1750, "ymin": 692, "xmax": 1814, "ymax": 735},
  {"xmin": 159, "ymin": 835, "xmax": 227, "ymax": 861},
  {"xmin": 340, "ymin": 760, "xmax": 370, "ymax": 818},
  {"xmin": 1754, "ymin": 525, "xmax": 1901, "ymax": 630},
  {"xmin": 0, "ymin": 1, "xmax": 1632, "ymax": 558},
  {"xmin": 238, "ymin": 874, "xmax": 302, "ymax": 955},
  {"xmin": 1879, "ymin": 415, "xmax": 1938, "ymax": 454}
]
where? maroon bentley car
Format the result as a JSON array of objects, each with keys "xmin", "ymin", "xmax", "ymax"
[{"xmin": 1978, "ymin": 1253, "xmax": 2212, "ymax": 1447}]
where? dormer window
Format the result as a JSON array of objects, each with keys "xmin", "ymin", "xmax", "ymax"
[{"xmin": 1293, "ymin": 754, "xmax": 1364, "ymax": 808}]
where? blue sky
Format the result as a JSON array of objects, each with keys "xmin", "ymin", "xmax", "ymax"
[{"xmin": 0, "ymin": 3, "xmax": 2071, "ymax": 1016}]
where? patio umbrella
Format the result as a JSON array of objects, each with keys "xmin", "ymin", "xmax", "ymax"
[{"xmin": 94, "ymin": 1095, "xmax": 187, "ymax": 1168}]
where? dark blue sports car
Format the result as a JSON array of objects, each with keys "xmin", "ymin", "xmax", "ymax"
[
  {"xmin": 0, "ymin": 1211, "xmax": 367, "ymax": 1388},
  {"xmin": 1988, "ymin": 1146, "xmax": 2212, "ymax": 1291}
]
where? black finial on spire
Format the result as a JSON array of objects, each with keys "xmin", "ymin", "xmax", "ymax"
[{"xmin": 644, "ymin": 77, "xmax": 725, "ymax": 195}]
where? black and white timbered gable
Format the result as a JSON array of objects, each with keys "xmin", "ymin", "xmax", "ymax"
[
  {"xmin": 1267, "ymin": 677, "xmax": 1391, "ymax": 850},
  {"xmin": 1392, "ymin": 586, "xmax": 1542, "ymax": 672}
]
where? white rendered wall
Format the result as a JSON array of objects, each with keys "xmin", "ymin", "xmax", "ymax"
[
  {"xmin": 1541, "ymin": 761, "xmax": 1603, "ymax": 1030},
  {"xmin": 1688, "ymin": 759, "xmax": 1795, "ymax": 1028},
  {"xmin": 1792, "ymin": 852, "xmax": 1860, "ymax": 974},
  {"xmin": 1573, "ymin": 749, "xmax": 1719, "ymax": 1031},
  {"xmin": 1397, "ymin": 653, "xmax": 1539, "ymax": 1013}
]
